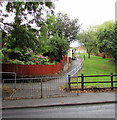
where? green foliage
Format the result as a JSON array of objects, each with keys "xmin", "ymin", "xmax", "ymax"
[
  {"xmin": 29, "ymin": 55, "xmax": 49, "ymax": 64},
  {"xmin": 55, "ymin": 13, "xmax": 81, "ymax": 42},
  {"xmin": 9, "ymin": 25, "xmax": 39, "ymax": 51},
  {"xmin": 2, "ymin": 47, "xmax": 54, "ymax": 65},
  {"xmin": 97, "ymin": 21, "xmax": 117, "ymax": 61},
  {"xmin": 2, "ymin": 47, "xmax": 25, "ymax": 61},
  {"xmin": 25, "ymin": 61, "xmax": 35, "ymax": 65},
  {"xmin": 1, "ymin": 2, "xmax": 80, "ymax": 64},
  {"xmin": 5, "ymin": 2, "xmax": 54, "ymax": 27},
  {"xmin": 10, "ymin": 59, "xmax": 24, "ymax": 64},
  {"xmin": 79, "ymin": 21, "xmax": 117, "ymax": 62},
  {"xmin": 78, "ymin": 28, "xmax": 98, "ymax": 58},
  {"xmin": 0, "ymin": 50, "xmax": 3, "ymax": 64},
  {"xmin": 47, "ymin": 33, "xmax": 69, "ymax": 60},
  {"xmin": 1, "ymin": 2, "xmax": 54, "ymax": 54}
]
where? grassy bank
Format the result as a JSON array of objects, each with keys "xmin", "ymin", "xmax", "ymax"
[
  {"xmin": 72, "ymin": 53, "xmax": 116, "ymax": 88},
  {"xmin": 79, "ymin": 53, "xmax": 116, "ymax": 75}
]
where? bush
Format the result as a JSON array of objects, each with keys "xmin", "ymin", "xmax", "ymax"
[
  {"xmin": 25, "ymin": 61, "xmax": 35, "ymax": 65},
  {"xmin": 0, "ymin": 50, "xmax": 3, "ymax": 64},
  {"xmin": 2, "ymin": 47, "xmax": 58, "ymax": 65},
  {"xmin": 2, "ymin": 48, "xmax": 24, "ymax": 61},
  {"xmin": 47, "ymin": 33, "xmax": 69, "ymax": 61},
  {"xmin": 2, "ymin": 55, "xmax": 11, "ymax": 64},
  {"xmin": 29, "ymin": 55, "xmax": 50, "ymax": 64},
  {"xmin": 11, "ymin": 59, "xmax": 24, "ymax": 64}
]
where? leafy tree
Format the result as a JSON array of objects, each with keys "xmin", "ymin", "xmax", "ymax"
[
  {"xmin": 1, "ymin": 2, "xmax": 54, "ymax": 49},
  {"xmin": 3, "ymin": 2, "xmax": 54, "ymax": 28},
  {"xmin": 46, "ymin": 33, "xmax": 69, "ymax": 61},
  {"xmin": 97, "ymin": 21, "xmax": 117, "ymax": 61},
  {"xmin": 54, "ymin": 13, "xmax": 81, "ymax": 42},
  {"xmin": 79, "ymin": 21, "xmax": 117, "ymax": 62},
  {"xmin": 78, "ymin": 28, "xmax": 98, "ymax": 58},
  {"xmin": 38, "ymin": 15, "xmax": 56, "ymax": 53}
]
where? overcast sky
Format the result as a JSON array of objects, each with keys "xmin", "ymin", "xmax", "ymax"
[{"xmin": 54, "ymin": 0, "xmax": 116, "ymax": 30}]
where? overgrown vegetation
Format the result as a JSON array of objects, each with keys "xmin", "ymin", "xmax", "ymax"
[{"xmin": 1, "ymin": 2, "xmax": 81, "ymax": 64}]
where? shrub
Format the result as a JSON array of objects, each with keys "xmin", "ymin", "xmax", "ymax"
[
  {"xmin": 2, "ymin": 55, "xmax": 11, "ymax": 64},
  {"xmin": 2, "ymin": 48, "xmax": 24, "ymax": 61},
  {"xmin": 29, "ymin": 55, "xmax": 50, "ymax": 64},
  {"xmin": 25, "ymin": 61, "xmax": 35, "ymax": 65},
  {"xmin": 47, "ymin": 33, "xmax": 69, "ymax": 61},
  {"xmin": 0, "ymin": 50, "xmax": 3, "ymax": 64},
  {"xmin": 11, "ymin": 59, "xmax": 24, "ymax": 64}
]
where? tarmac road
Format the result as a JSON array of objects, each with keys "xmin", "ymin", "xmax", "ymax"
[{"xmin": 2, "ymin": 103, "xmax": 116, "ymax": 118}]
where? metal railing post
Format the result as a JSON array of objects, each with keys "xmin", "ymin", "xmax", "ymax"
[
  {"xmin": 41, "ymin": 78, "xmax": 43, "ymax": 98},
  {"xmin": 77, "ymin": 77, "xmax": 79, "ymax": 96},
  {"xmin": 14, "ymin": 73, "xmax": 16, "ymax": 89}
]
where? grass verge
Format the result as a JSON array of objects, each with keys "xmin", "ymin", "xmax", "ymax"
[{"xmin": 71, "ymin": 53, "xmax": 116, "ymax": 88}]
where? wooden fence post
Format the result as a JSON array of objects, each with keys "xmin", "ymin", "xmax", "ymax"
[
  {"xmin": 110, "ymin": 73, "xmax": 113, "ymax": 90},
  {"xmin": 81, "ymin": 74, "xmax": 84, "ymax": 90},
  {"xmin": 68, "ymin": 75, "xmax": 71, "ymax": 90}
]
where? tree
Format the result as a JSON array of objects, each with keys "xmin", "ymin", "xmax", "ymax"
[
  {"xmin": 1, "ymin": 2, "xmax": 54, "ymax": 52},
  {"xmin": 54, "ymin": 13, "xmax": 81, "ymax": 42},
  {"xmin": 2, "ymin": 2, "xmax": 54, "ymax": 28},
  {"xmin": 8, "ymin": 25, "xmax": 39, "ymax": 50},
  {"xmin": 45, "ymin": 33, "xmax": 69, "ymax": 61},
  {"xmin": 97, "ymin": 21, "xmax": 117, "ymax": 61},
  {"xmin": 78, "ymin": 28, "xmax": 98, "ymax": 58}
]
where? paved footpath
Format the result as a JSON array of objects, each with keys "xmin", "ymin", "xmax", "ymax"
[{"xmin": 2, "ymin": 92, "xmax": 116, "ymax": 109}]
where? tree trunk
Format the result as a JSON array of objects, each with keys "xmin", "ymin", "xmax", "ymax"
[
  {"xmin": 88, "ymin": 52, "xmax": 91, "ymax": 59},
  {"xmin": 103, "ymin": 54, "xmax": 106, "ymax": 58}
]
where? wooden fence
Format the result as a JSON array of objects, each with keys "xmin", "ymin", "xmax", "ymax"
[{"xmin": 68, "ymin": 73, "xmax": 117, "ymax": 91}]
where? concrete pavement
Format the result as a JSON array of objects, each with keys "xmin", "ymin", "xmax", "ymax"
[{"xmin": 2, "ymin": 92, "xmax": 116, "ymax": 109}]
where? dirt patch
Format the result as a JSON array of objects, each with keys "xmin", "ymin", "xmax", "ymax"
[
  {"xmin": 61, "ymin": 86, "xmax": 117, "ymax": 93},
  {"xmin": 2, "ymin": 87, "xmax": 16, "ymax": 98}
]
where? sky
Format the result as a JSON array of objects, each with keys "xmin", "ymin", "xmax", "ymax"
[
  {"xmin": 54, "ymin": 0, "xmax": 116, "ymax": 47},
  {"xmin": 54, "ymin": 0, "xmax": 116, "ymax": 30}
]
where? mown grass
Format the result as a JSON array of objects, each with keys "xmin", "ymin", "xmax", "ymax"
[{"xmin": 71, "ymin": 53, "xmax": 116, "ymax": 88}]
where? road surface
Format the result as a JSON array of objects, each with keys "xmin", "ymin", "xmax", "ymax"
[{"xmin": 3, "ymin": 103, "xmax": 116, "ymax": 118}]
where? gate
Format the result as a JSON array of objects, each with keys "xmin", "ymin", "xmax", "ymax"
[
  {"xmin": 2, "ymin": 76, "xmax": 78, "ymax": 100},
  {"xmin": 2, "ymin": 61, "xmax": 83, "ymax": 100}
]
